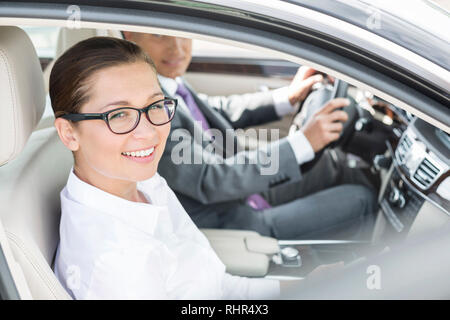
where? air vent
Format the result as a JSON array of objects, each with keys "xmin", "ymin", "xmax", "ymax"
[
  {"xmin": 396, "ymin": 134, "xmax": 412, "ymax": 163},
  {"xmin": 413, "ymin": 158, "xmax": 441, "ymax": 189}
]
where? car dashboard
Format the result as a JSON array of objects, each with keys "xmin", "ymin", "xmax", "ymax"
[
  {"xmin": 251, "ymin": 89, "xmax": 450, "ymax": 280},
  {"xmin": 380, "ymin": 115, "xmax": 450, "ymax": 238}
]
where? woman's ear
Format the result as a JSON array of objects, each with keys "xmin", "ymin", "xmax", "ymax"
[{"xmin": 54, "ymin": 118, "xmax": 80, "ymax": 151}]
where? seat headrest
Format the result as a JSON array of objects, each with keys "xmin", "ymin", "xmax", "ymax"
[
  {"xmin": 0, "ymin": 26, "xmax": 45, "ymax": 166},
  {"xmin": 55, "ymin": 28, "xmax": 98, "ymax": 57},
  {"xmin": 42, "ymin": 28, "xmax": 123, "ymax": 95},
  {"xmin": 55, "ymin": 28, "xmax": 123, "ymax": 57}
]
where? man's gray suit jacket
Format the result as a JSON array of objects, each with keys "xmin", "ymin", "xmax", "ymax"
[{"xmin": 158, "ymin": 81, "xmax": 305, "ymax": 215}]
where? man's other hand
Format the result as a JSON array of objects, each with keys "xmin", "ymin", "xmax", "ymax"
[
  {"xmin": 301, "ymin": 98, "xmax": 350, "ymax": 153},
  {"xmin": 287, "ymin": 66, "xmax": 324, "ymax": 106}
]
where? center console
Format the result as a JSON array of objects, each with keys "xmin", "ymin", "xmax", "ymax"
[
  {"xmin": 380, "ymin": 167, "xmax": 425, "ymax": 233},
  {"xmin": 378, "ymin": 120, "xmax": 449, "ymax": 239},
  {"xmin": 202, "ymin": 228, "xmax": 370, "ymax": 280}
]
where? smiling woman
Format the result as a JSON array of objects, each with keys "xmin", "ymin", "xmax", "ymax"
[
  {"xmin": 51, "ymin": 37, "xmax": 169, "ymax": 193},
  {"xmin": 49, "ymin": 36, "xmax": 280, "ymax": 299}
]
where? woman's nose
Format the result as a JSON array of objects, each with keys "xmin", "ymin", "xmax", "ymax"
[{"xmin": 132, "ymin": 113, "xmax": 158, "ymax": 138}]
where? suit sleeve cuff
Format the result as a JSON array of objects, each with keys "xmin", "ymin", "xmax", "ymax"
[
  {"xmin": 286, "ymin": 130, "xmax": 315, "ymax": 165},
  {"xmin": 272, "ymin": 86, "xmax": 298, "ymax": 117}
]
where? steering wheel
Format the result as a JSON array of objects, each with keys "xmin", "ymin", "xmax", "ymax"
[{"xmin": 289, "ymin": 77, "xmax": 360, "ymax": 171}]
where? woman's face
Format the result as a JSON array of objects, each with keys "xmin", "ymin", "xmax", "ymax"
[{"xmin": 69, "ymin": 61, "xmax": 170, "ymax": 183}]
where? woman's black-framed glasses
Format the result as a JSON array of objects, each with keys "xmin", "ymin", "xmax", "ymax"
[{"xmin": 57, "ymin": 98, "xmax": 177, "ymax": 134}]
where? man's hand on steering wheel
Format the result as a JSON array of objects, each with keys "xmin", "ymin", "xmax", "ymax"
[
  {"xmin": 300, "ymin": 98, "xmax": 350, "ymax": 152},
  {"xmin": 287, "ymin": 66, "xmax": 325, "ymax": 106}
]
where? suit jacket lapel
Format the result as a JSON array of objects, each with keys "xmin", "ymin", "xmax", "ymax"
[
  {"xmin": 162, "ymin": 81, "xmax": 237, "ymax": 157},
  {"xmin": 183, "ymin": 81, "xmax": 238, "ymax": 156},
  {"xmin": 183, "ymin": 82, "xmax": 230, "ymax": 130}
]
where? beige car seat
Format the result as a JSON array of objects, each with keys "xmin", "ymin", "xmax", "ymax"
[{"xmin": 0, "ymin": 26, "xmax": 73, "ymax": 299}]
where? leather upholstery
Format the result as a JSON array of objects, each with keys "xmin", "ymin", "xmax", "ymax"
[
  {"xmin": 0, "ymin": 26, "xmax": 72, "ymax": 299},
  {"xmin": 0, "ymin": 26, "xmax": 45, "ymax": 166},
  {"xmin": 201, "ymin": 229, "xmax": 279, "ymax": 277},
  {"xmin": 0, "ymin": 128, "xmax": 74, "ymax": 300}
]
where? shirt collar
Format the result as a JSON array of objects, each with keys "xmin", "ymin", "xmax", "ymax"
[
  {"xmin": 65, "ymin": 168, "xmax": 167, "ymax": 236},
  {"xmin": 158, "ymin": 74, "xmax": 183, "ymax": 98}
]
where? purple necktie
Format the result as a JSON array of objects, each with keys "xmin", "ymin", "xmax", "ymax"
[
  {"xmin": 176, "ymin": 82, "xmax": 211, "ymax": 131},
  {"xmin": 246, "ymin": 193, "xmax": 271, "ymax": 211},
  {"xmin": 175, "ymin": 82, "xmax": 271, "ymax": 211}
]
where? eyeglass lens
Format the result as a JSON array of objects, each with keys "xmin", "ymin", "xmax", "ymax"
[{"xmin": 107, "ymin": 100, "xmax": 175, "ymax": 133}]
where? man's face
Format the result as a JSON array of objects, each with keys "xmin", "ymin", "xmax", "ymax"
[{"xmin": 125, "ymin": 32, "xmax": 192, "ymax": 79}]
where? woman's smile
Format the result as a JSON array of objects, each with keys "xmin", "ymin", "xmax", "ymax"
[{"xmin": 121, "ymin": 145, "xmax": 157, "ymax": 163}]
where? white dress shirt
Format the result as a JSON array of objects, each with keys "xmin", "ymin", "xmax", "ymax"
[
  {"xmin": 158, "ymin": 75, "xmax": 314, "ymax": 165},
  {"xmin": 54, "ymin": 170, "xmax": 280, "ymax": 299}
]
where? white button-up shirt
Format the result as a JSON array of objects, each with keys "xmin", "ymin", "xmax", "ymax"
[{"xmin": 54, "ymin": 170, "xmax": 280, "ymax": 299}]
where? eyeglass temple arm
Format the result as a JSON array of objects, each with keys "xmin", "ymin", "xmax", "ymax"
[{"xmin": 59, "ymin": 113, "xmax": 104, "ymax": 121}]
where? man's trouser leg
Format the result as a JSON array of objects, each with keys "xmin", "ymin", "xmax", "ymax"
[
  {"xmin": 262, "ymin": 184, "xmax": 377, "ymax": 240},
  {"xmin": 264, "ymin": 149, "xmax": 375, "ymax": 207},
  {"xmin": 191, "ymin": 184, "xmax": 376, "ymax": 241}
]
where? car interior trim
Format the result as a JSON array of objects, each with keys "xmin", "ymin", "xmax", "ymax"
[
  {"xmin": 387, "ymin": 141, "xmax": 450, "ymax": 217},
  {"xmin": 199, "ymin": 0, "xmax": 450, "ymax": 97},
  {"xmin": 1, "ymin": 1, "xmax": 449, "ymax": 102},
  {"xmin": 0, "ymin": 2, "xmax": 448, "ymax": 132}
]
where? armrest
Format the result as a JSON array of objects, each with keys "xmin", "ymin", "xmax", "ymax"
[{"xmin": 201, "ymin": 228, "xmax": 280, "ymax": 277}]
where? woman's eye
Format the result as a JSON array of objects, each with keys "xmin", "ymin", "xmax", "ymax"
[
  {"xmin": 109, "ymin": 111, "xmax": 128, "ymax": 120},
  {"xmin": 150, "ymin": 103, "xmax": 164, "ymax": 110},
  {"xmin": 112, "ymin": 112, "xmax": 124, "ymax": 118}
]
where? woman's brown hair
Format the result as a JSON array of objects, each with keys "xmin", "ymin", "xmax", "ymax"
[{"xmin": 49, "ymin": 36, "xmax": 155, "ymax": 118}]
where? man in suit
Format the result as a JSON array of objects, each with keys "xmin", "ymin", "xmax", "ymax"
[{"xmin": 123, "ymin": 32, "xmax": 376, "ymax": 240}]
